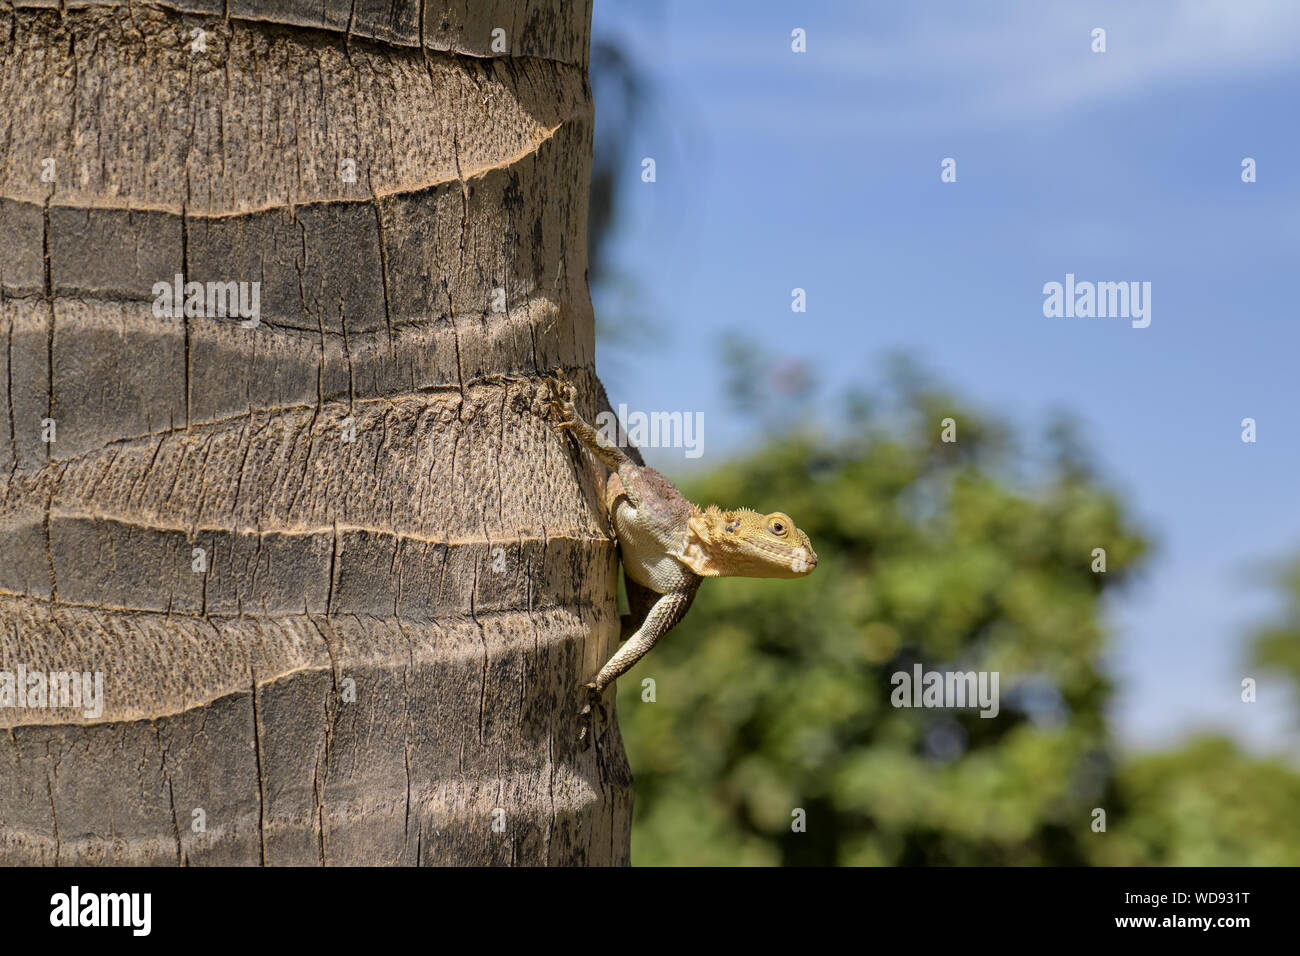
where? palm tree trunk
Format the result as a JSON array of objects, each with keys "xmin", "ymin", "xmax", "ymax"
[{"xmin": 0, "ymin": 0, "xmax": 630, "ymax": 865}]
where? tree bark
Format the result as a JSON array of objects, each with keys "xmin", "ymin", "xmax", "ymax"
[{"xmin": 0, "ymin": 0, "xmax": 631, "ymax": 865}]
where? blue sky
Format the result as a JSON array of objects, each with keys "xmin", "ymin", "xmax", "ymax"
[{"xmin": 590, "ymin": 0, "xmax": 1300, "ymax": 757}]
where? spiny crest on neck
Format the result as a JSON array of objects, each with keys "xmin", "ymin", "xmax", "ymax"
[{"xmin": 689, "ymin": 504, "xmax": 758, "ymax": 542}]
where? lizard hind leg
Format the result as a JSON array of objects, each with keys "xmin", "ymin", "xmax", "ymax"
[
  {"xmin": 576, "ymin": 580, "xmax": 700, "ymax": 746},
  {"xmin": 620, "ymin": 575, "xmax": 659, "ymax": 641},
  {"xmin": 588, "ymin": 580, "xmax": 700, "ymax": 697},
  {"xmin": 579, "ymin": 576, "xmax": 657, "ymax": 749}
]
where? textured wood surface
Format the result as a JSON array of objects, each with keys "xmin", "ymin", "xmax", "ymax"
[{"xmin": 0, "ymin": 0, "xmax": 632, "ymax": 865}]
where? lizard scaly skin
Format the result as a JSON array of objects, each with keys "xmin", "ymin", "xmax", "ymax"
[{"xmin": 546, "ymin": 375, "xmax": 818, "ymax": 745}]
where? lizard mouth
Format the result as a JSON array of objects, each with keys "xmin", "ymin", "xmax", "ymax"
[{"xmin": 743, "ymin": 539, "xmax": 818, "ymax": 575}]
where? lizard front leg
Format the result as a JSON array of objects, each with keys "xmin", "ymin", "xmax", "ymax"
[
  {"xmin": 579, "ymin": 577, "xmax": 700, "ymax": 746},
  {"xmin": 545, "ymin": 374, "xmax": 633, "ymax": 475}
]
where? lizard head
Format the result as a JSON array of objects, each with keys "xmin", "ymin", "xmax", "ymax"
[{"xmin": 678, "ymin": 506, "xmax": 818, "ymax": 579}]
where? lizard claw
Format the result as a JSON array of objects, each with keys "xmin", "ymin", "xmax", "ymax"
[
  {"xmin": 545, "ymin": 373, "xmax": 579, "ymax": 431},
  {"xmin": 577, "ymin": 681, "xmax": 606, "ymax": 749}
]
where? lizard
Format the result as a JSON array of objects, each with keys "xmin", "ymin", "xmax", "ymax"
[{"xmin": 545, "ymin": 374, "xmax": 818, "ymax": 746}]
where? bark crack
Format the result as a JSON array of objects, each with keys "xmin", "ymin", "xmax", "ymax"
[{"xmin": 249, "ymin": 672, "xmax": 267, "ymax": 865}]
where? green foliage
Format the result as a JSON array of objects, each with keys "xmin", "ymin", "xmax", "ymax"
[
  {"xmin": 618, "ymin": 379, "xmax": 1151, "ymax": 865},
  {"xmin": 1250, "ymin": 557, "xmax": 1300, "ymax": 694},
  {"xmin": 1096, "ymin": 737, "xmax": 1300, "ymax": 866}
]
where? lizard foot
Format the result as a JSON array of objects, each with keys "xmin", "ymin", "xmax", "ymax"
[
  {"xmin": 576, "ymin": 681, "xmax": 607, "ymax": 749},
  {"xmin": 544, "ymin": 372, "xmax": 579, "ymax": 431}
]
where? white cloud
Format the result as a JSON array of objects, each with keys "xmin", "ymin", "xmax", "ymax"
[{"xmin": 642, "ymin": 0, "xmax": 1300, "ymax": 134}]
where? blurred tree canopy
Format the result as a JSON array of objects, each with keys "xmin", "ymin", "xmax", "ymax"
[
  {"xmin": 612, "ymin": 349, "xmax": 1300, "ymax": 866},
  {"xmin": 1095, "ymin": 737, "xmax": 1300, "ymax": 866},
  {"xmin": 587, "ymin": 34, "xmax": 657, "ymax": 356},
  {"xmin": 1250, "ymin": 557, "xmax": 1300, "ymax": 698}
]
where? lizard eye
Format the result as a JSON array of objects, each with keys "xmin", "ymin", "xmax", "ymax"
[
  {"xmin": 725, "ymin": 519, "xmax": 741, "ymax": 534},
  {"xmin": 767, "ymin": 516, "xmax": 789, "ymax": 537}
]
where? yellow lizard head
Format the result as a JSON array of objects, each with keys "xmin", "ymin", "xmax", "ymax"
[{"xmin": 678, "ymin": 506, "xmax": 818, "ymax": 579}]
